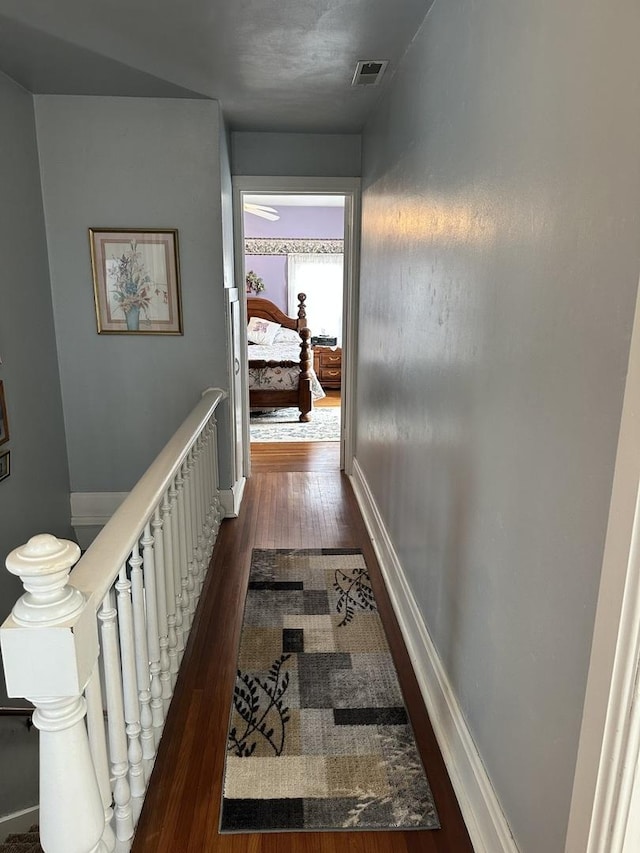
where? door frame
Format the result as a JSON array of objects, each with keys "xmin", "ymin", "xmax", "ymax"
[
  {"xmin": 231, "ymin": 175, "xmax": 361, "ymax": 477},
  {"xmin": 565, "ymin": 274, "xmax": 640, "ymax": 852}
]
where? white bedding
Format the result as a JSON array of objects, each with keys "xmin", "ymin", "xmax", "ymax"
[{"xmin": 248, "ymin": 342, "xmax": 325, "ymax": 400}]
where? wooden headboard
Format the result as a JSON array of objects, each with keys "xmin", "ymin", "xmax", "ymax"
[{"xmin": 246, "ymin": 292, "xmax": 308, "ymax": 332}]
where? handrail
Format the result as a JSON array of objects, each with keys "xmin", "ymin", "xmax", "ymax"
[
  {"xmin": 71, "ymin": 387, "xmax": 225, "ymax": 606},
  {"xmin": 1, "ymin": 387, "xmax": 227, "ymax": 853}
]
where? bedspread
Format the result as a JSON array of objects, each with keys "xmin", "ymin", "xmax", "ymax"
[{"xmin": 248, "ymin": 342, "xmax": 325, "ymax": 400}]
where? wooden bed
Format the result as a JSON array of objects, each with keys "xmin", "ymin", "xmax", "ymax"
[{"xmin": 247, "ymin": 293, "xmax": 314, "ymax": 422}]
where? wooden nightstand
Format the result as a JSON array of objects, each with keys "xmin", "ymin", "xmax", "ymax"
[{"xmin": 313, "ymin": 345, "xmax": 342, "ymax": 389}]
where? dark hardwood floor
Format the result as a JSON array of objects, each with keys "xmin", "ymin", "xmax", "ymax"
[{"xmin": 132, "ymin": 443, "xmax": 474, "ymax": 852}]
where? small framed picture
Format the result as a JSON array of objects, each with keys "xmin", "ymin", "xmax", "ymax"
[
  {"xmin": 0, "ymin": 381, "xmax": 8, "ymax": 447},
  {"xmin": 0, "ymin": 450, "xmax": 10, "ymax": 482},
  {"xmin": 89, "ymin": 228, "xmax": 183, "ymax": 335}
]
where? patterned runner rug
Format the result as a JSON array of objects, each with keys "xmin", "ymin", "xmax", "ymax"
[{"xmin": 220, "ymin": 548, "xmax": 440, "ymax": 833}]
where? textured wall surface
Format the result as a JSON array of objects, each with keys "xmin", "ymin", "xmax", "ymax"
[
  {"xmin": 34, "ymin": 96, "xmax": 232, "ymax": 491},
  {"xmin": 231, "ymin": 132, "xmax": 361, "ymax": 177},
  {"xmin": 357, "ymin": 0, "xmax": 640, "ymax": 850},
  {"xmin": 0, "ymin": 71, "xmax": 70, "ymax": 813}
]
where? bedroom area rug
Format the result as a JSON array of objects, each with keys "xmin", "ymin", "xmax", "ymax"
[
  {"xmin": 219, "ymin": 548, "xmax": 440, "ymax": 833},
  {"xmin": 249, "ymin": 406, "xmax": 340, "ymax": 442}
]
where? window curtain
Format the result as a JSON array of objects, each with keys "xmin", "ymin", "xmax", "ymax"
[{"xmin": 287, "ymin": 253, "xmax": 344, "ymax": 345}]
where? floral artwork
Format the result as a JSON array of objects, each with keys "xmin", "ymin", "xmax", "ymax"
[{"xmin": 89, "ymin": 229, "xmax": 182, "ymax": 334}]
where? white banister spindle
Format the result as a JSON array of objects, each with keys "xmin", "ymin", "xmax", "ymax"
[
  {"xmin": 130, "ymin": 543, "xmax": 154, "ymax": 769},
  {"xmin": 1, "ymin": 389, "xmax": 226, "ymax": 853},
  {"xmin": 175, "ymin": 466, "xmax": 191, "ymax": 638},
  {"xmin": 211, "ymin": 418, "xmax": 222, "ymax": 539},
  {"xmin": 199, "ymin": 433, "xmax": 213, "ymax": 568},
  {"xmin": 161, "ymin": 491, "xmax": 179, "ymax": 686},
  {"xmin": 207, "ymin": 418, "xmax": 220, "ymax": 550},
  {"xmin": 152, "ymin": 506, "xmax": 172, "ymax": 713},
  {"xmin": 115, "ymin": 564, "xmax": 145, "ymax": 806},
  {"xmin": 193, "ymin": 438, "xmax": 206, "ymax": 595},
  {"xmin": 202, "ymin": 423, "xmax": 214, "ymax": 560},
  {"xmin": 212, "ymin": 416, "xmax": 222, "ymax": 532},
  {"xmin": 185, "ymin": 456, "xmax": 200, "ymax": 623},
  {"xmin": 169, "ymin": 480, "xmax": 185, "ymax": 658},
  {"xmin": 189, "ymin": 453, "xmax": 200, "ymax": 596},
  {"xmin": 182, "ymin": 455, "xmax": 197, "ymax": 621},
  {"xmin": 98, "ymin": 591, "xmax": 133, "ymax": 843},
  {"xmin": 187, "ymin": 448, "xmax": 201, "ymax": 597},
  {"xmin": 142, "ymin": 521, "xmax": 164, "ymax": 743},
  {"xmin": 85, "ymin": 666, "xmax": 117, "ymax": 852}
]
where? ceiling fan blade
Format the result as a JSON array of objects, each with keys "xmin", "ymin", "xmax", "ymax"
[{"xmin": 244, "ymin": 202, "xmax": 280, "ymax": 221}]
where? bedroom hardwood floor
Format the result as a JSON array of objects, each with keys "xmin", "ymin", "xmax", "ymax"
[
  {"xmin": 251, "ymin": 441, "xmax": 340, "ymax": 472},
  {"xmin": 132, "ymin": 453, "xmax": 474, "ymax": 852}
]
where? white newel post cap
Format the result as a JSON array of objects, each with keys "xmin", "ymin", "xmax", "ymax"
[
  {"xmin": 6, "ymin": 534, "xmax": 84, "ymax": 626},
  {"xmin": 2, "ymin": 534, "xmax": 97, "ymax": 702}
]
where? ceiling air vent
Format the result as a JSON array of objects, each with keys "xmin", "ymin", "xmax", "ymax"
[{"xmin": 351, "ymin": 60, "xmax": 388, "ymax": 87}]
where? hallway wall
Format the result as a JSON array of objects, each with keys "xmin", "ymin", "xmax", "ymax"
[
  {"xmin": 357, "ymin": 0, "xmax": 640, "ymax": 850},
  {"xmin": 34, "ymin": 96, "xmax": 233, "ymax": 492},
  {"xmin": 231, "ymin": 132, "xmax": 361, "ymax": 177},
  {"xmin": 0, "ymin": 71, "xmax": 71, "ymax": 816}
]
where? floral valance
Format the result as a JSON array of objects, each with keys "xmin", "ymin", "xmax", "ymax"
[{"xmin": 245, "ymin": 238, "xmax": 344, "ymax": 255}]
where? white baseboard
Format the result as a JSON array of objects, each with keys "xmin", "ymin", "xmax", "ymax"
[
  {"xmin": 220, "ymin": 477, "xmax": 246, "ymax": 518},
  {"xmin": 349, "ymin": 458, "xmax": 518, "ymax": 853},
  {"xmin": 70, "ymin": 492, "xmax": 129, "ymax": 549},
  {"xmin": 70, "ymin": 492, "xmax": 129, "ymax": 527},
  {"xmin": 0, "ymin": 805, "xmax": 39, "ymax": 839},
  {"xmin": 70, "ymin": 480, "xmax": 246, "ymax": 547}
]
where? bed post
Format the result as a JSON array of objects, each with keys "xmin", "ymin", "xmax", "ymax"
[
  {"xmin": 297, "ymin": 293, "xmax": 307, "ymax": 324},
  {"xmin": 298, "ymin": 327, "xmax": 313, "ymax": 423}
]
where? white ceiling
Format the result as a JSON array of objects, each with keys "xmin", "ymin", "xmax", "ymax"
[{"xmin": 0, "ymin": 0, "xmax": 433, "ymax": 132}]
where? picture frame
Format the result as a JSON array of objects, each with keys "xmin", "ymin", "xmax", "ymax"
[
  {"xmin": 89, "ymin": 229, "xmax": 183, "ymax": 334},
  {"xmin": 0, "ymin": 450, "xmax": 9, "ymax": 482},
  {"xmin": 0, "ymin": 381, "xmax": 9, "ymax": 447}
]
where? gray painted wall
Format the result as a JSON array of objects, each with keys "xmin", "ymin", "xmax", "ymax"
[
  {"xmin": 231, "ymin": 132, "xmax": 361, "ymax": 177},
  {"xmin": 34, "ymin": 96, "xmax": 232, "ymax": 492},
  {"xmin": 358, "ymin": 1, "xmax": 640, "ymax": 851},
  {"xmin": 0, "ymin": 72, "xmax": 71, "ymax": 816}
]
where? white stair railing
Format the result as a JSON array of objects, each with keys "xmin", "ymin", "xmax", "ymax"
[{"xmin": 0, "ymin": 388, "xmax": 226, "ymax": 853}]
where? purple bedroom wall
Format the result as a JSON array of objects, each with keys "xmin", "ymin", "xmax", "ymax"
[{"xmin": 244, "ymin": 205, "xmax": 344, "ymax": 312}]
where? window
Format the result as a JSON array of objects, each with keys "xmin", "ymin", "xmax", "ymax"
[{"xmin": 287, "ymin": 253, "xmax": 344, "ymax": 345}]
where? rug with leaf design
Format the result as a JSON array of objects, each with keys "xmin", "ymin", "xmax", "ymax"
[{"xmin": 219, "ymin": 548, "xmax": 440, "ymax": 833}]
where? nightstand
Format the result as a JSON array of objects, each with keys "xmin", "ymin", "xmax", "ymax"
[{"xmin": 313, "ymin": 345, "xmax": 342, "ymax": 389}]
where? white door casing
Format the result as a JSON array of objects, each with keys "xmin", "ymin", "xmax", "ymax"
[
  {"xmin": 231, "ymin": 176, "xmax": 361, "ymax": 478},
  {"xmin": 565, "ymin": 272, "xmax": 640, "ymax": 853}
]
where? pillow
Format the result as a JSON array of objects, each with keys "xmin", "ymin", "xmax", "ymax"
[
  {"xmin": 247, "ymin": 316, "xmax": 281, "ymax": 346},
  {"xmin": 273, "ymin": 326, "xmax": 302, "ymax": 345}
]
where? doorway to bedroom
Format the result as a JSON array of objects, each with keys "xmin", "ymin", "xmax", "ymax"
[
  {"xmin": 244, "ymin": 193, "xmax": 344, "ymax": 447},
  {"xmin": 231, "ymin": 179, "xmax": 359, "ymax": 483}
]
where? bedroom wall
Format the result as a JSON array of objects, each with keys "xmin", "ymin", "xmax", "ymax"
[
  {"xmin": 357, "ymin": 1, "xmax": 640, "ymax": 851},
  {"xmin": 231, "ymin": 132, "xmax": 361, "ymax": 177},
  {"xmin": 34, "ymin": 96, "xmax": 233, "ymax": 492},
  {"xmin": 0, "ymin": 72, "xmax": 71, "ymax": 817},
  {"xmin": 244, "ymin": 205, "xmax": 344, "ymax": 311}
]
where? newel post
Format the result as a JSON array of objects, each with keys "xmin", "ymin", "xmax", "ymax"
[{"xmin": 0, "ymin": 535, "xmax": 108, "ymax": 853}]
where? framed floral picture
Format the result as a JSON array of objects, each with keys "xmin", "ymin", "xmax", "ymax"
[
  {"xmin": 0, "ymin": 381, "xmax": 8, "ymax": 447},
  {"xmin": 0, "ymin": 450, "xmax": 9, "ymax": 482},
  {"xmin": 89, "ymin": 229, "xmax": 183, "ymax": 334}
]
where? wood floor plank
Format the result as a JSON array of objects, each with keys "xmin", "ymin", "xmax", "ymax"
[{"xmin": 132, "ymin": 446, "xmax": 474, "ymax": 852}]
